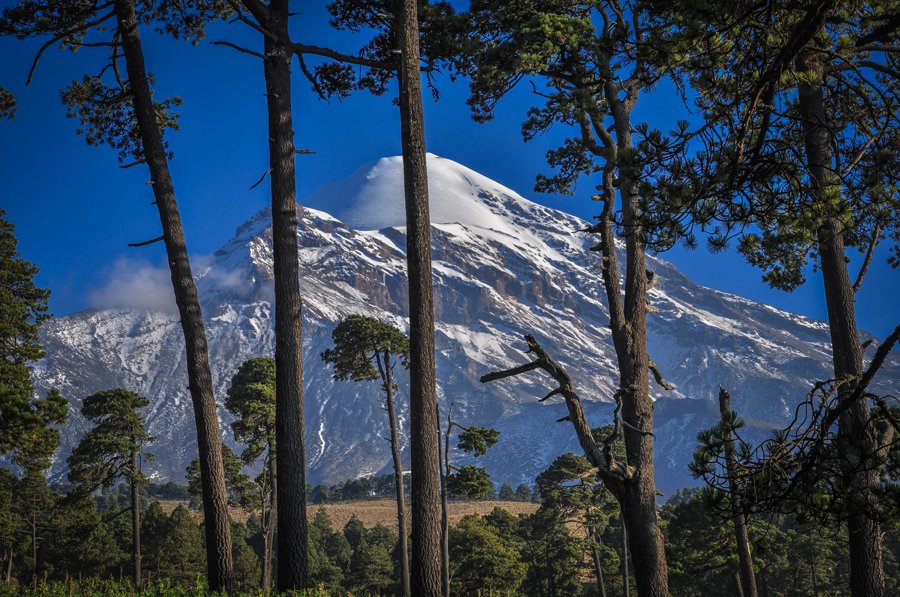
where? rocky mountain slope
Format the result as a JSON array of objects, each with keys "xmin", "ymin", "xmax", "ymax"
[{"xmin": 33, "ymin": 154, "xmax": 899, "ymax": 496}]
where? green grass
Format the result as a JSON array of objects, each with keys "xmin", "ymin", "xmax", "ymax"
[{"xmin": 1, "ymin": 578, "xmax": 520, "ymax": 596}]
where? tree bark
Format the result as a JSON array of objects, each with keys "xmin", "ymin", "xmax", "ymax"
[
  {"xmin": 384, "ymin": 351, "xmax": 411, "ymax": 597},
  {"xmin": 796, "ymin": 50, "xmax": 884, "ymax": 597},
  {"xmin": 719, "ymin": 389, "xmax": 757, "ymax": 597},
  {"xmin": 262, "ymin": 452, "xmax": 277, "ymax": 592},
  {"xmin": 620, "ymin": 513, "xmax": 630, "ymax": 597},
  {"xmin": 604, "ymin": 95, "xmax": 669, "ymax": 597},
  {"xmin": 588, "ymin": 525, "xmax": 607, "ymax": 597},
  {"xmin": 130, "ymin": 448, "xmax": 142, "ymax": 588},
  {"xmin": 260, "ymin": 0, "xmax": 309, "ymax": 589},
  {"xmin": 112, "ymin": 0, "xmax": 233, "ymax": 589},
  {"xmin": 439, "ymin": 408, "xmax": 450, "ymax": 597},
  {"xmin": 734, "ymin": 572, "xmax": 745, "ymax": 597},
  {"xmin": 396, "ymin": 1, "xmax": 442, "ymax": 594}
]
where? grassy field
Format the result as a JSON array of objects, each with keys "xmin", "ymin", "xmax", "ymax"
[
  {"xmin": 309, "ymin": 499, "xmax": 538, "ymax": 530},
  {"xmin": 157, "ymin": 499, "xmax": 539, "ymax": 529}
]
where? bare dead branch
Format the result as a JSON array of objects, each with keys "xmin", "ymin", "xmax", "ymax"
[
  {"xmin": 291, "ymin": 42, "xmax": 393, "ymax": 71},
  {"xmin": 128, "ymin": 235, "xmax": 164, "ymax": 247},
  {"xmin": 649, "ymin": 359, "xmax": 675, "ymax": 391},
  {"xmin": 118, "ymin": 159, "xmax": 146, "ymax": 169},
  {"xmin": 211, "ymin": 41, "xmax": 266, "ymax": 60},
  {"xmin": 480, "ymin": 334, "xmax": 629, "ymax": 496},
  {"xmin": 539, "ymin": 388, "xmax": 563, "ymax": 402},
  {"xmin": 26, "ymin": 10, "xmax": 117, "ymax": 85},
  {"xmin": 248, "ymin": 168, "xmax": 273, "ymax": 191},
  {"xmin": 852, "ymin": 223, "xmax": 880, "ymax": 293}
]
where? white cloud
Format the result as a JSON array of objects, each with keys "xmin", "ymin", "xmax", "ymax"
[
  {"xmin": 87, "ymin": 258, "xmax": 178, "ymax": 313},
  {"xmin": 193, "ymin": 255, "xmax": 247, "ymax": 293}
]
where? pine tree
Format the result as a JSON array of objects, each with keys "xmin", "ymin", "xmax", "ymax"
[
  {"xmin": 466, "ymin": 3, "xmax": 679, "ymax": 591},
  {"xmin": 0, "ymin": 209, "xmax": 65, "ymax": 469},
  {"xmin": 322, "ymin": 314, "xmax": 411, "ymax": 597},
  {"xmin": 225, "ymin": 357, "xmax": 277, "ymax": 591},
  {"xmin": 514, "ymin": 484, "xmax": 532, "ymax": 503},
  {"xmin": 448, "ymin": 514, "xmax": 526, "ymax": 595},
  {"xmin": 0, "ymin": 4, "xmax": 236, "ymax": 588},
  {"xmin": 67, "ymin": 388, "xmax": 153, "ymax": 586},
  {"xmin": 647, "ymin": 3, "xmax": 900, "ymax": 593},
  {"xmin": 442, "ymin": 422, "xmax": 499, "ymax": 500},
  {"xmin": 396, "ymin": 2, "xmax": 442, "ymax": 591},
  {"xmin": 186, "ymin": 444, "xmax": 257, "ymax": 512}
]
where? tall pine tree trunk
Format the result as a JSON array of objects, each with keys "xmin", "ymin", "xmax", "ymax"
[
  {"xmin": 396, "ymin": 1, "xmax": 442, "ymax": 594},
  {"xmin": 601, "ymin": 99, "xmax": 668, "ymax": 596},
  {"xmin": 112, "ymin": 0, "xmax": 233, "ymax": 589},
  {"xmin": 261, "ymin": 1, "xmax": 309, "ymax": 589},
  {"xmin": 438, "ymin": 408, "xmax": 450, "ymax": 597},
  {"xmin": 262, "ymin": 452, "xmax": 277, "ymax": 592},
  {"xmin": 796, "ymin": 50, "xmax": 884, "ymax": 597},
  {"xmin": 719, "ymin": 389, "xmax": 757, "ymax": 597},
  {"xmin": 130, "ymin": 448, "xmax": 142, "ymax": 588},
  {"xmin": 620, "ymin": 509, "xmax": 630, "ymax": 597},
  {"xmin": 588, "ymin": 525, "xmax": 607, "ymax": 597},
  {"xmin": 384, "ymin": 352, "xmax": 411, "ymax": 597}
]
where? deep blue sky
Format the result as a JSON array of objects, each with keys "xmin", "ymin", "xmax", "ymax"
[{"xmin": 0, "ymin": 3, "xmax": 896, "ymax": 338}]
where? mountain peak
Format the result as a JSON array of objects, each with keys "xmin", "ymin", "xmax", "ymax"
[{"xmin": 308, "ymin": 153, "xmax": 531, "ymax": 232}]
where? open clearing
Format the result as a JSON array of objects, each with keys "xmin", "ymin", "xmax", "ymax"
[{"xmin": 156, "ymin": 499, "xmax": 539, "ymax": 529}]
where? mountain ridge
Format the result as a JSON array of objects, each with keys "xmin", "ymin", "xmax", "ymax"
[{"xmin": 32, "ymin": 154, "xmax": 899, "ymax": 495}]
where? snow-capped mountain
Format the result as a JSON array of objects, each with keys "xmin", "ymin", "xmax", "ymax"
[{"xmin": 33, "ymin": 154, "xmax": 900, "ymax": 496}]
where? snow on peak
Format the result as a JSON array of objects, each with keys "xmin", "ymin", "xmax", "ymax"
[{"xmin": 310, "ymin": 153, "xmax": 534, "ymax": 233}]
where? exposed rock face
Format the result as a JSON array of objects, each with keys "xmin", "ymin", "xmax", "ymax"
[{"xmin": 34, "ymin": 155, "xmax": 899, "ymax": 495}]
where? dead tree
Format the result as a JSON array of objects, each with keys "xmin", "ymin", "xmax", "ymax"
[{"xmin": 481, "ymin": 334, "xmax": 632, "ymax": 502}]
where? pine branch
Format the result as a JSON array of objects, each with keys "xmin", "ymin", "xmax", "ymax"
[{"xmin": 481, "ymin": 334, "xmax": 629, "ymax": 496}]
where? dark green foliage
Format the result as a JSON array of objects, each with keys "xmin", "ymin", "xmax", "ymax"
[
  {"xmin": 335, "ymin": 515, "xmax": 396, "ymax": 595},
  {"xmin": 660, "ymin": 488, "xmax": 862, "ymax": 596},
  {"xmin": 0, "ymin": 209, "xmax": 64, "ymax": 471},
  {"xmin": 226, "ymin": 357, "xmax": 276, "ymax": 463},
  {"xmin": 457, "ymin": 426, "xmax": 499, "ymax": 457},
  {"xmin": 325, "ymin": 0, "xmax": 464, "ymax": 98},
  {"xmin": 141, "ymin": 502, "xmax": 205, "ymax": 585},
  {"xmin": 446, "ymin": 424, "xmax": 500, "ymax": 499},
  {"xmin": 518, "ymin": 508, "xmax": 584, "ymax": 597},
  {"xmin": 0, "ymin": 87, "xmax": 14, "ymax": 118},
  {"xmin": 186, "ymin": 444, "xmax": 257, "ymax": 511},
  {"xmin": 147, "ymin": 481, "xmax": 190, "ymax": 500},
  {"xmin": 447, "ymin": 465, "xmax": 494, "ymax": 500},
  {"xmin": 322, "ymin": 314, "xmax": 409, "ymax": 385},
  {"xmin": 308, "ymin": 472, "xmax": 411, "ymax": 503},
  {"xmin": 644, "ymin": 0, "xmax": 900, "ymax": 284},
  {"xmin": 534, "ymin": 450, "xmax": 622, "ymax": 596},
  {"xmin": 536, "ymin": 452, "xmax": 595, "ymax": 514},
  {"xmin": 514, "ymin": 483, "xmax": 532, "ymax": 502},
  {"xmin": 662, "ymin": 488, "xmax": 742, "ymax": 596},
  {"xmin": 498, "ymin": 482, "xmax": 515, "ymax": 501},
  {"xmin": 42, "ymin": 497, "xmax": 122, "ymax": 580},
  {"xmin": 448, "ymin": 514, "xmax": 526, "ymax": 594},
  {"xmin": 67, "ymin": 388, "xmax": 153, "ymax": 493},
  {"xmin": 308, "ymin": 509, "xmax": 347, "ymax": 589},
  {"xmin": 230, "ymin": 521, "xmax": 261, "ymax": 593},
  {"xmin": 61, "ymin": 75, "xmax": 182, "ymax": 165}
]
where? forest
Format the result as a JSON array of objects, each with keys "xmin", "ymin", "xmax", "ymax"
[{"xmin": 1, "ymin": 0, "xmax": 899, "ymax": 596}]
